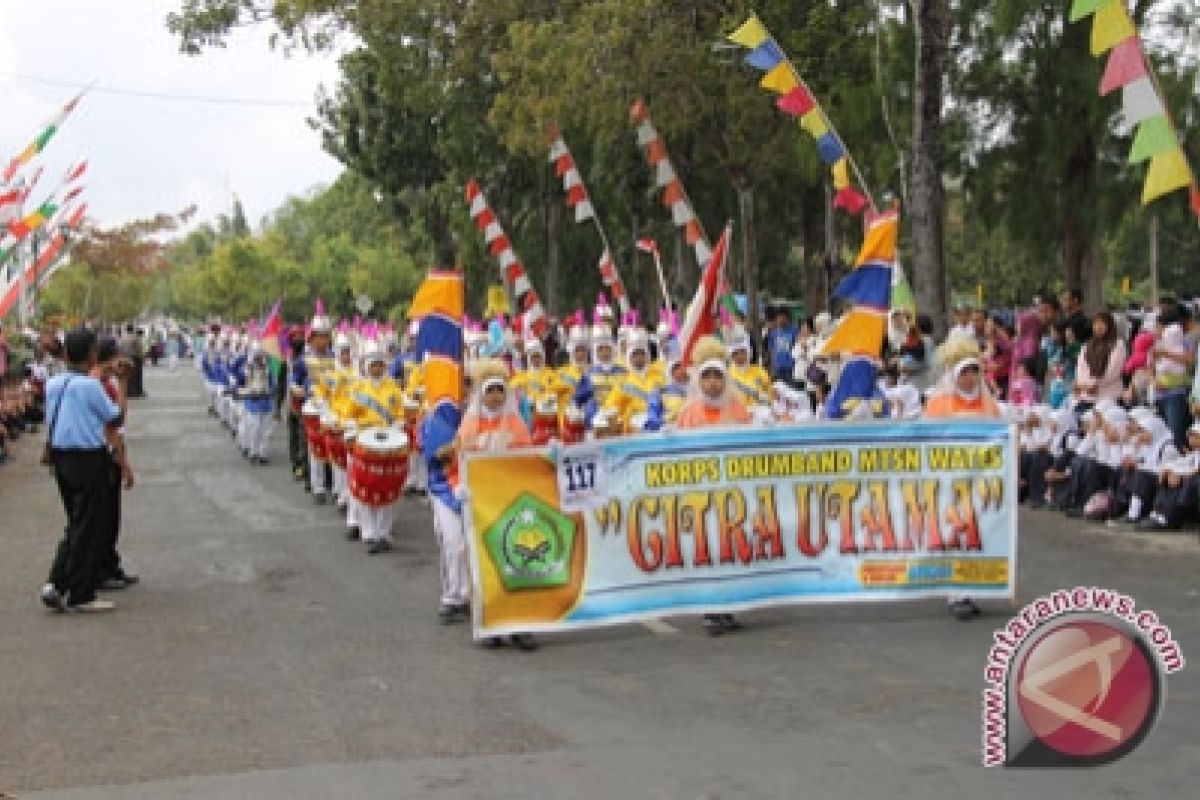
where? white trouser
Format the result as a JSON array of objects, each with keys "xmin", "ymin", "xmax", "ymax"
[
  {"xmin": 432, "ymin": 496, "xmax": 470, "ymax": 606},
  {"xmin": 405, "ymin": 451, "xmax": 427, "ymax": 491},
  {"xmin": 309, "ymin": 452, "xmax": 329, "ymax": 496},
  {"xmin": 346, "ymin": 496, "xmax": 361, "ymax": 529},
  {"xmin": 205, "ymin": 382, "xmax": 220, "ymax": 411},
  {"xmin": 359, "ymin": 502, "xmax": 395, "ymax": 543},
  {"xmin": 332, "ymin": 464, "xmax": 347, "ymax": 506},
  {"xmin": 168, "ymin": 353, "xmax": 179, "ymax": 371},
  {"xmin": 242, "ymin": 411, "xmax": 273, "ymax": 458}
]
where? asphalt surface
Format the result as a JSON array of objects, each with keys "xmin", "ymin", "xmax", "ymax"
[{"xmin": 1, "ymin": 365, "xmax": 1198, "ymax": 799}]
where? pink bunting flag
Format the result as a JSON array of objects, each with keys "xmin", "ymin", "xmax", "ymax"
[
  {"xmin": 776, "ymin": 86, "xmax": 816, "ymax": 117},
  {"xmin": 833, "ymin": 186, "xmax": 869, "ymax": 215},
  {"xmin": 1100, "ymin": 37, "xmax": 1148, "ymax": 96}
]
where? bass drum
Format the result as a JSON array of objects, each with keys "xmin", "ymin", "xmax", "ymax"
[
  {"xmin": 302, "ymin": 401, "xmax": 328, "ymax": 461},
  {"xmin": 323, "ymin": 413, "xmax": 346, "ymax": 469},
  {"xmin": 349, "ymin": 427, "xmax": 410, "ymax": 508}
]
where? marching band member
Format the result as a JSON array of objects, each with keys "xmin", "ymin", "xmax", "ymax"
[
  {"xmin": 575, "ymin": 312, "xmax": 627, "ymax": 427},
  {"xmin": 233, "ymin": 340, "xmax": 276, "ymax": 465},
  {"xmin": 555, "ymin": 318, "xmax": 591, "ymax": 400},
  {"xmin": 345, "ymin": 341, "xmax": 406, "ymax": 554},
  {"xmin": 455, "ymin": 358, "xmax": 538, "ymax": 651},
  {"xmin": 401, "ymin": 355, "xmax": 428, "ymax": 496},
  {"xmin": 771, "ymin": 379, "xmax": 814, "ymax": 424},
  {"xmin": 201, "ymin": 335, "xmax": 222, "ymax": 417},
  {"xmin": 675, "ymin": 336, "xmax": 750, "ymax": 634},
  {"xmin": 292, "ymin": 309, "xmax": 337, "ymax": 503},
  {"xmin": 601, "ymin": 329, "xmax": 665, "ymax": 434},
  {"xmin": 923, "ymin": 335, "xmax": 1000, "ymax": 620},
  {"xmin": 728, "ymin": 330, "xmax": 771, "ymax": 408},
  {"xmin": 659, "ymin": 360, "xmax": 690, "ymax": 427},
  {"xmin": 328, "ymin": 332, "xmax": 358, "ymax": 509}
]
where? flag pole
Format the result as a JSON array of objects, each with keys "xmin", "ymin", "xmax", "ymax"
[{"xmin": 650, "ymin": 248, "xmax": 671, "ymax": 312}]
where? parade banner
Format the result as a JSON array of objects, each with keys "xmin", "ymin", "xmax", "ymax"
[{"xmin": 463, "ymin": 419, "xmax": 1018, "ymax": 637}]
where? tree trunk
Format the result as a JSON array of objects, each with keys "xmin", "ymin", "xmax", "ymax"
[
  {"xmin": 737, "ymin": 182, "xmax": 761, "ymax": 359},
  {"xmin": 545, "ymin": 195, "xmax": 560, "ymax": 316},
  {"xmin": 911, "ymin": 0, "xmax": 950, "ymax": 338},
  {"xmin": 1060, "ymin": 21, "xmax": 1102, "ymax": 313}
]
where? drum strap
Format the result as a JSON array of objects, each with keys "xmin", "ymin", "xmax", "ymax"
[{"xmin": 354, "ymin": 392, "xmax": 396, "ymax": 426}]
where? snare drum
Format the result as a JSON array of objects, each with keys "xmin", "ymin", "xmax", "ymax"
[
  {"xmin": 561, "ymin": 405, "xmax": 586, "ymax": 444},
  {"xmin": 302, "ymin": 401, "xmax": 328, "ymax": 461},
  {"xmin": 349, "ymin": 427, "xmax": 410, "ymax": 508},
  {"xmin": 323, "ymin": 413, "xmax": 347, "ymax": 469},
  {"xmin": 531, "ymin": 398, "xmax": 560, "ymax": 445}
]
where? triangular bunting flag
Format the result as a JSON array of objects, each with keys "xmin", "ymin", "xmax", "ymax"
[
  {"xmin": 855, "ymin": 214, "xmax": 900, "ymax": 265},
  {"xmin": 498, "ymin": 250, "xmax": 518, "ymax": 269},
  {"xmin": 1070, "ymin": 0, "xmax": 1110, "ymax": 21},
  {"xmin": 655, "ymin": 161, "xmax": 676, "ymax": 187},
  {"xmin": 1142, "ymin": 148, "xmax": 1192, "ymax": 204},
  {"xmin": 685, "ymin": 219, "xmax": 702, "ymax": 246},
  {"xmin": 671, "ymin": 200, "xmax": 695, "ymax": 226},
  {"xmin": 693, "ymin": 240, "xmax": 712, "ymax": 266},
  {"xmin": 1100, "ymin": 37, "xmax": 1147, "ymax": 95},
  {"xmin": 759, "ymin": 62, "xmax": 798, "ymax": 94},
  {"xmin": 776, "ymin": 86, "xmax": 816, "ymax": 117},
  {"xmin": 1091, "ymin": 1, "xmax": 1135, "ymax": 56},
  {"xmin": 646, "ymin": 139, "xmax": 668, "ymax": 166},
  {"xmin": 832, "ymin": 159, "xmax": 850, "ymax": 191},
  {"xmin": 555, "ymin": 153, "xmax": 573, "ymax": 177},
  {"xmin": 548, "ymin": 139, "xmax": 567, "ymax": 162},
  {"xmin": 1129, "ymin": 115, "xmax": 1177, "ymax": 164},
  {"xmin": 816, "ymin": 133, "xmax": 846, "ymax": 165},
  {"xmin": 563, "ymin": 168, "xmax": 582, "ymax": 189},
  {"xmin": 574, "ymin": 201, "xmax": 595, "ymax": 223},
  {"xmin": 744, "ymin": 40, "xmax": 785, "ymax": 72},
  {"xmin": 483, "ymin": 221, "xmax": 503, "ymax": 243},
  {"xmin": 800, "ymin": 109, "xmax": 829, "ymax": 139},
  {"xmin": 1122, "ymin": 77, "xmax": 1164, "ymax": 125},
  {"xmin": 469, "ymin": 193, "xmax": 486, "ymax": 218},
  {"xmin": 728, "ymin": 16, "xmax": 769, "ymax": 49},
  {"xmin": 833, "ymin": 187, "xmax": 869, "ymax": 216},
  {"xmin": 565, "ymin": 185, "xmax": 587, "ymax": 206},
  {"xmin": 489, "ymin": 235, "xmax": 511, "ymax": 257},
  {"xmin": 636, "ymin": 120, "xmax": 657, "ymax": 146},
  {"xmin": 662, "ymin": 181, "xmax": 685, "ymax": 207}
]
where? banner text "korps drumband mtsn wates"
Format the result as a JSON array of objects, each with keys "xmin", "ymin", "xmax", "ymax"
[{"xmin": 463, "ymin": 421, "xmax": 1017, "ymax": 638}]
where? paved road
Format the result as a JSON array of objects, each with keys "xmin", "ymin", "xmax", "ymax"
[{"xmin": 1, "ymin": 366, "xmax": 1198, "ymax": 799}]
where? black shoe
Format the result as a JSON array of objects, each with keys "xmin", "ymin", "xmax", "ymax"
[
  {"xmin": 40, "ymin": 583, "xmax": 66, "ymax": 612},
  {"xmin": 257, "ymin": 457, "xmax": 268, "ymax": 465},
  {"xmin": 720, "ymin": 614, "xmax": 742, "ymax": 631},
  {"xmin": 313, "ymin": 493, "xmax": 327, "ymax": 506},
  {"xmin": 346, "ymin": 526, "xmax": 360, "ymax": 541},
  {"xmin": 1136, "ymin": 517, "xmax": 1172, "ymax": 532},
  {"xmin": 438, "ymin": 605, "xmax": 464, "ymax": 624},
  {"xmin": 119, "ymin": 573, "xmax": 140, "ymax": 586},
  {"xmin": 703, "ymin": 614, "xmax": 726, "ymax": 636},
  {"xmin": 1064, "ymin": 508, "xmax": 1083, "ymax": 518},
  {"xmin": 511, "ymin": 633, "xmax": 539, "ymax": 651},
  {"xmin": 949, "ymin": 599, "xmax": 982, "ymax": 621},
  {"xmin": 482, "ymin": 636, "xmax": 506, "ymax": 649},
  {"xmin": 97, "ymin": 578, "xmax": 128, "ymax": 592},
  {"xmin": 1028, "ymin": 500, "xmax": 1046, "ymax": 510},
  {"xmin": 241, "ymin": 448, "xmax": 249, "ymax": 458},
  {"xmin": 366, "ymin": 540, "xmax": 392, "ymax": 555}
]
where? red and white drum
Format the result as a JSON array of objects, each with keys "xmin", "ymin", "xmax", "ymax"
[
  {"xmin": 561, "ymin": 405, "xmax": 586, "ymax": 444},
  {"xmin": 302, "ymin": 401, "xmax": 328, "ymax": 461},
  {"xmin": 349, "ymin": 427, "xmax": 410, "ymax": 508},
  {"xmin": 531, "ymin": 398, "xmax": 560, "ymax": 445},
  {"xmin": 323, "ymin": 413, "xmax": 347, "ymax": 469}
]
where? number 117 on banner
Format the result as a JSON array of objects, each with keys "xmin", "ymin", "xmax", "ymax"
[{"xmin": 557, "ymin": 448, "xmax": 608, "ymax": 512}]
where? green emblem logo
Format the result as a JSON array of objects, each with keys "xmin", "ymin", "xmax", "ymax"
[{"xmin": 484, "ymin": 492, "xmax": 576, "ymax": 590}]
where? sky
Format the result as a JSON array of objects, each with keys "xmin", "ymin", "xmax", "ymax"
[{"xmin": 0, "ymin": 0, "xmax": 345, "ymax": 232}]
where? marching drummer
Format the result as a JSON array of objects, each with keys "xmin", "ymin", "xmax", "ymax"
[
  {"xmin": 328, "ymin": 332, "xmax": 358, "ymax": 511},
  {"xmin": 728, "ymin": 328, "xmax": 771, "ymax": 409},
  {"xmin": 511, "ymin": 335, "xmax": 561, "ymax": 421},
  {"xmin": 401, "ymin": 354, "xmax": 427, "ymax": 496},
  {"xmin": 574, "ymin": 311, "xmax": 627, "ymax": 428},
  {"xmin": 601, "ymin": 329, "xmax": 666, "ymax": 434},
  {"xmin": 232, "ymin": 339, "xmax": 276, "ymax": 464},
  {"xmin": 292, "ymin": 308, "xmax": 337, "ymax": 503},
  {"xmin": 345, "ymin": 341, "xmax": 406, "ymax": 554}
]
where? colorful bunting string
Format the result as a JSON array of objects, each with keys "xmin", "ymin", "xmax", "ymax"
[
  {"xmin": 547, "ymin": 130, "xmax": 631, "ymax": 314},
  {"xmin": 727, "ymin": 14, "xmax": 876, "ymax": 217},
  {"xmin": 464, "ymin": 179, "xmax": 549, "ymax": 337},
  {"xmin": 2, "ymin": 89, "xmax": 85, "ymax": 185},
  {"xmin": 1071, "ymin": 0, "xmax": 1198, "ymax": 217}
]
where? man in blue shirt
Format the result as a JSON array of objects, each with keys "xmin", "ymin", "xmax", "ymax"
[
  {"xmin": 765, "ymin": 309, "xmax": 797, "ymax": 381},
  {"xmin": 41, "ymin": 328, "xmax": 123, "ymax": 613}
]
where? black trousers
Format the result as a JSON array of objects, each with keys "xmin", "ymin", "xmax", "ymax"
[
  {"xmin": 95, "ymin": 454, "xmax": 124, "ymax": 581},
  {"xmin": 288, "ymin": 410, "xmax": 307, "ymax": 476},
  {"xmin": 1021, "ymin": 449, "xmax": 1053, "ymax": 504},
  {"xmin": 48, "ymin": 449, "xmax": 113, "ymax": 605},
  {"xmin": 1152, "ymin": 475, "xmax": 1200, "ymax": 527}
]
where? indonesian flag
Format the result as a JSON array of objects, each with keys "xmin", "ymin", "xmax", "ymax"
[
  {"xmin": 636, "ymin": 238, "xmax": 658, "ymax": 254},
  {"xmin": 3, "ymin": 91, "xmax": 84, "ymax": 184},
  {"xmin": 678, "ymin": 223, "xmax": 731, "ymax": 366}
]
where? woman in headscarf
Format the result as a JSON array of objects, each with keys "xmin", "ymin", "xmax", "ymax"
[
  {"xmin": 674, "ymin": 336, "xmax": 751, "ymax": 633},
  {"xmin": 924, "ymin": 335, "xmax": 1000, "ymax": 620},
  {"xmin": 454, "ymin": 358, "xmax": 537, "ymax": 650},
  {"xmin": 1074, "ymin": 311, "xmax": 1126, "ymax": 409}
]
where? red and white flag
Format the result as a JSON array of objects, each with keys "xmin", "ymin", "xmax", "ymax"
[
  {"xmin": 636, "ymin": 238, "xmax": 658, "ymax": 254},
  {"xmin": 678, "ymin": 223, "xmax": 731, "ymax": 366}
]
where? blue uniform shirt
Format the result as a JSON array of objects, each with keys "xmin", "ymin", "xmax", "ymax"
[{"xmin": 46, "ymin": 372, "xmax": 120, "ymax": 450}]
